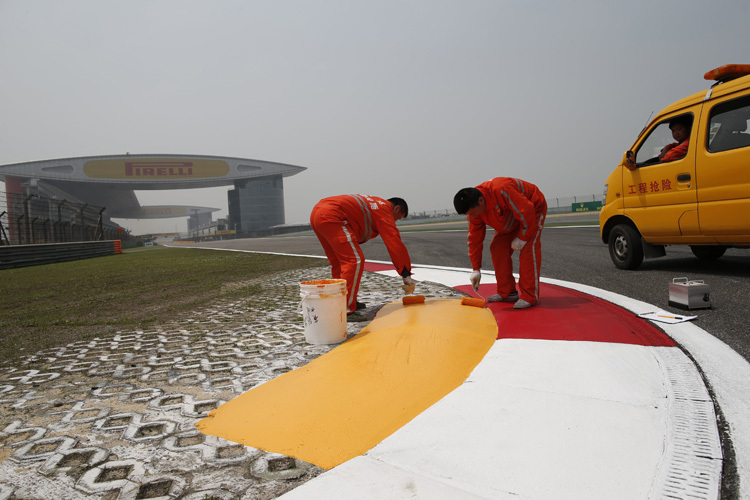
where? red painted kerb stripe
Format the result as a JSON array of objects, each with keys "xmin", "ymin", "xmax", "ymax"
[
  {"xmin": 361, "ymin": 262, "xmax": 674, "ymax": 347},
  {"xmin": 456, "ymin": 283, "xmax": 676, "ymax": 347}
]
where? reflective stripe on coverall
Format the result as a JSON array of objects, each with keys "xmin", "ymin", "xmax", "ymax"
[
  {"xmin": 467, "ymin": 177, "xmax": 547, "ymax": 304},
  {"xmin": 310, "ymin": 194, "xmax": 411, "ymax": 313}
]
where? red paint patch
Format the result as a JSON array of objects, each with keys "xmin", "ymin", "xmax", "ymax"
[
  {"xmin": 364, "ymin": 262, "xmax": 397, "ymax": 273},
  {"xmin": 457, "ymin": 283, "xmax": 676, "ymax": 347}
]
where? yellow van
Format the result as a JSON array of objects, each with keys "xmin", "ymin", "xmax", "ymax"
[{"xmin": 600, "ymin": 64, "xmax": 750, "ymax": 269}]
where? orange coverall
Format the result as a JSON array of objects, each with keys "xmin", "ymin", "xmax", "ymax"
[
  {"xmin": 310, "ymin": 195, "xmax": 412, "ymax": 313},
  {"xmin": 467, "ymin": 177, "xmax": 547, "ymax": 304},
  {"xmin": 660, "ymin": 139, "xmax": 689, "ymax": 162}
]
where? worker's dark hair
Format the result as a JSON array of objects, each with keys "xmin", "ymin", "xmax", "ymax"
[
  {"xmin": 388, "ymin": 197, "xmax": 408, "ymax": 217},
  {"xmin": 669, "ymin": 115, "xmax": 693, "ymax": 130},
  {"xmin": 453, "ymin": 187, "xmax": 482, "ymax": 214}
]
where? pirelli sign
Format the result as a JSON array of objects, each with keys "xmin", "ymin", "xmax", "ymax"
[
  {"xmin": 83, "ymin": 158, "xmax": 230, "ymax": 179},
  {"xmin": 139, "ymin": 206, "xmax": 188, "ymax": 217}
]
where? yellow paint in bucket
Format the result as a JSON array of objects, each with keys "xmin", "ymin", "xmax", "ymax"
[
  {"xmin": 195, "ymin": 298, "xmax": 497, "ymax": 469},
  {"xmin": 299, "ymin": 279, "xmax": 347, "ymax": 344}
]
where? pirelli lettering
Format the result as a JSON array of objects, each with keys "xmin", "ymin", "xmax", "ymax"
[
  {"xmin": 125, "ymin": 162, "xmax": 193, "ymax": 177},
  {"xmin": 140, "ymin": 207, "xmax": 188, "ymax": 217},
  {"xmin": 84, "ymin": 158, "xmax": 230, "ymax": 179}
]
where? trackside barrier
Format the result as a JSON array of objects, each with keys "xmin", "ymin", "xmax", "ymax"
[{"xmin": 0, "ymin": 240, "xmax": 123, "ymax": 270}]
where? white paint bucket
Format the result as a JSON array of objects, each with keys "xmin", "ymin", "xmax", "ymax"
[{"xmin": 299, "ymin": 279, "xmax": 348, "ymax": 344}]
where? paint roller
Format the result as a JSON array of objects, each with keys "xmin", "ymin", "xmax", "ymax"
[
  {"xmin": 461, "ymin": 296, "xmax": 486, "ymax": 308},
  {"xmin": 460, "ymin": 283, "xmax": 486, "ymax": 308},
  {"xmin": 401, "ymin": 274, "xmax": 425, "ymax": 305},
  {"xmin": 402, "ymin": 295, "xmax": 426, "ymax": 305}
]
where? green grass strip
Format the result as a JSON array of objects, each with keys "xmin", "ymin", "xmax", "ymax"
[{"xmin": 0, "ymin": 247, "xmax": 325, "ymax": 368}]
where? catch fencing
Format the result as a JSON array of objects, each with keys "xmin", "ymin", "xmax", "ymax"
[
  {"xmin": 408, "ymin": 193, "xmax": 604, "ymax": 219},
  {"xmin": 0, "ymin": 191, "xmax": 129, "ymax": 246}
]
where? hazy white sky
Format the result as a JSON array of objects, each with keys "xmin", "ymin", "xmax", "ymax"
[{"xmin": 1, "ymin": 0, "xmax": 748, "ymax": 234}]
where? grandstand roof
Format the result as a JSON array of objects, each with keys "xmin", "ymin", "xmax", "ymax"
[{"xmin": 0, "ymin": 154, "xmax": 306, "ymax": 218}]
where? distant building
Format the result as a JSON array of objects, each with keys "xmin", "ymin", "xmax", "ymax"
[
  {"xmin": 0, "ymin": 154, "xmax": 306, "ymax": 234},
  {"xmin": 188, "ymin": 217, "xmax": 233, "ymax": 240}
]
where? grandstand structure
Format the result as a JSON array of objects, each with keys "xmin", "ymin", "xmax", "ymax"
[{"xmin": 0, "ymin": 154, "xmax": 306, "ymax": 242}]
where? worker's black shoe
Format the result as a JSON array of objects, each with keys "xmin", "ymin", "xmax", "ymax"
[
  {"xmin": 346, "ymin": 311, "xmax": 368, "ymax": 322},
  {"xmin": 513, "ymin": 299, "xmax": 535, "ymax": 309},
  {"xmin": 356, "ymin": 301, "xmax": 367, "ymax": 310},
  {"xmin": 487, "ymin": 291, "xmax": 519, "ymax": 302}
]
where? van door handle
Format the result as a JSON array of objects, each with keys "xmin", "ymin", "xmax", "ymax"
[{"xmin": 677, "ymin": 174, "xmax": 691, "ymax": 182}]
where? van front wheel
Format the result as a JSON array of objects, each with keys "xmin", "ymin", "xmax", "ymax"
[
  {"xmin": 690, "ymin": 245, "xmax": 727, "ymax": 261},
  {"xmin": 608, "ymin": 224, "xmax": 644, "ymax": 270}
]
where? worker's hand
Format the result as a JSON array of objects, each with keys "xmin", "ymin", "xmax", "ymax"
[
  {"xmin": 658, "ymin": 143, "xmax": 675, "ymax": 160},
  {"xmin": 401, "ymin": 276, "xmax": 416, "ymax": 295},
  {"xmin": 470, "ymin": 270, "xmax": 481, "ymax": 289},
  {"xmin": 511, "ymin": 238, "xmax": 527, "ymax": 251}
]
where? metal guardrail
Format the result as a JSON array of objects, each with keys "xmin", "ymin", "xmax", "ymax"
[
  {"xmin": 406, "ymin": 194, "xmax": 604, "ymax": 220},
  {"xmin": 0, "ymin": 240, "xmax": 122, "ymax": 270}
]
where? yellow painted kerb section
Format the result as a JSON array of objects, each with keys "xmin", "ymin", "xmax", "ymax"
[{"xmin": 195, "ymin": 298, "xmax": 497, "ymax": 469}]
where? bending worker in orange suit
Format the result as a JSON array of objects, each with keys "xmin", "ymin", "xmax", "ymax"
[
  {"xmin": 453, "ymin": 177, "xmax": 547, "ymax": 309},
  {"xmin": 310, "ymin": 194, "xmax": 415, "ymax": 322}
]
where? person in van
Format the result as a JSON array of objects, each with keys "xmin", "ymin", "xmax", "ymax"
[{"xmin": 658, "ymin": 116, "xmax": 692, "ymax": 162}]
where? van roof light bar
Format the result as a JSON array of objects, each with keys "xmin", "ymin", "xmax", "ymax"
[{"xmin": 704, "ymin": 64, "xmax": 750, "ymax": 83}]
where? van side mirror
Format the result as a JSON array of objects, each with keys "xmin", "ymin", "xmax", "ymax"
[{"xmin": 625, "ymin": 151, "xmax": 636, "ymax": 170}]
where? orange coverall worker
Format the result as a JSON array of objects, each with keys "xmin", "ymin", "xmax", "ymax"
[
  {"xmin": 660, "ymin": 139, "xmax": 689, "ymax": 162},
  {"xmin": 467, "ymin": 177, "xmax": 547, "ymax": 304},
  {"xmin": 310, "ymin": 195, "xmax": 412, "ymax": 313}
]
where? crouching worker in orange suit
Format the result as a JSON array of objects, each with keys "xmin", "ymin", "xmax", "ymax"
[
  {"xmin": 453, "ymin": 177, "xmax": 547, "ymax": 309},
  {"xmin": 310, "ymin": 194, "xmax": 415, "ymax": 322}
]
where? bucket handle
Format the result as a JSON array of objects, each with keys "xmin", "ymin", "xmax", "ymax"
[
  {"xmin": 672, "ymin": 277, "xmax": 705, "ymax": 285},
  {"xmin": 298, "ymin": 289, "xmax": 346, "ymax": 312},
  {"xmin": 298, "ymin": 290, "xmax": 333, "ymax": 312},
  {"xmin": 298, "ymin": 291, "xmax": 313, "ymax": 313}
]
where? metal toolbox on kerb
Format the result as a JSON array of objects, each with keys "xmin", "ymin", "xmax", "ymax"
[{"xmin": 668, "ymin": 277, "xmax": 711, "ymax": 310}]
